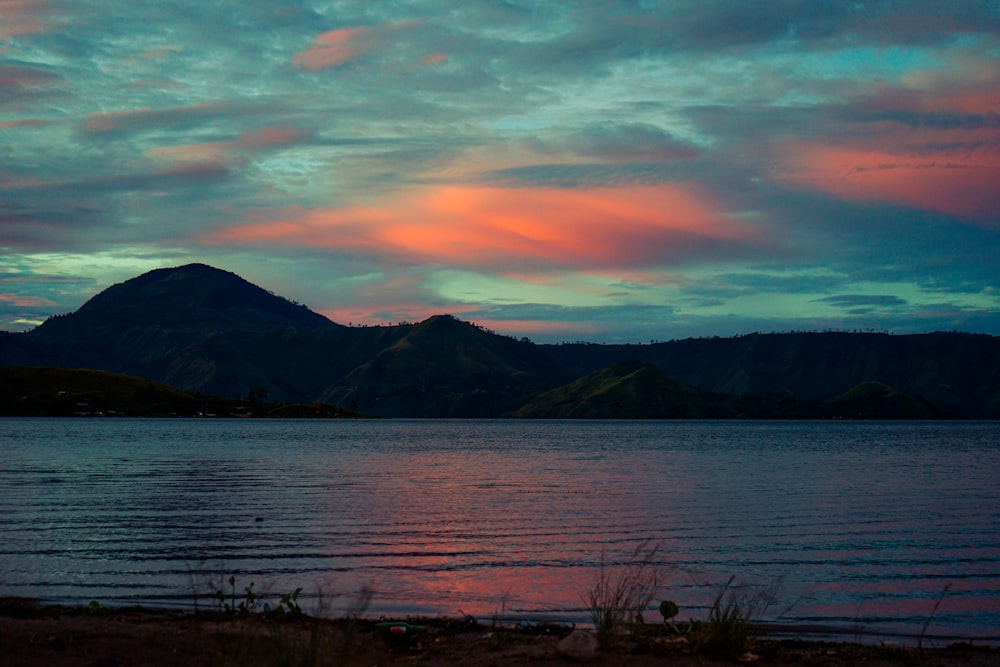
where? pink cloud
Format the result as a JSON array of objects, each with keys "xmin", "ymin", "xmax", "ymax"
[
  {"xmin": 782, "ymin": 143, "xmax": 1000, "ymax": 224},
  {"xmin": 780, "ymin": 86, "xmax": 1000, "ymax": 225},
  {"xmin": 319, "ymin": 303, "xmax": 479, "ymax": 328},
  {"xmin": 0, "ymin": 0, "xmax": 58, "ymax": 40},
  {"xmin": 471, "ymin": 318, "xmax": 594, "ymax": 339},
  {"xmin": 899, "ymin": 51, "xmax": 1000, "ymax": 113},
  {"xmin": 0, "ymin": 292, "xmax": 52, "ymax": 307},
  {"xmin": 236, "ymin": 125, "xmax": 304, "ymax": 148},
  {"xmin": 292, "ymin": 26, "xmax": 368, "ymax": 69},
  {"xmin": 292, "ymin": 20, "xmax": 421, "ymax": 70},
  {"xmin": 148, "ymin": 125, "xmax": 307, "ymax": 164},
  {"xmin": 82, "ymin": 102, "xmax": 237, "ymax": 134},
  {"xmin": 0, "ymin": 118, "xmax": 50, "ymax": 128},
  {"xmin": 0, "ymin": 64, "xmax": 61, "ymax": 87},
  {"xmin": 200, "ymin": 184, "xmax": 758, "ymax": 270},
  {"xmin": 778, "ymin": 51, "xmax": 1000, "ymax": 226}
]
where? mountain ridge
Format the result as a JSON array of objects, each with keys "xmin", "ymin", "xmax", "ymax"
[{"xmin": 3, "ymin": 263, "xmax": 998, "ymax": 418}]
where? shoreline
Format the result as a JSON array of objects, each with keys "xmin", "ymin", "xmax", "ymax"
[{"xmin": 2, "ymin": 598, "xmax": 998, "ymax": 666}]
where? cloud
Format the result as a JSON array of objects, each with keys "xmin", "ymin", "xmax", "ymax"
[
  {"xmin": 0, "ymin": 118, "xmax": 52, "ymax": 128},
  {"xmin": 0, "ymin": 0, "xmax": 62, "ymax": 40},
  {"xmin": 0, "ymin": 291, "xmax": 53, "ymax": 307},
  {"xmin": 80, "ymin": 102, "xmax": 255, "ymax": 136},
  {"xmin": 780, "ymin": 143, "xmax": 1000, "ymax": 224},
  {"xmin": 200, "ymin": 183, "xmax": 766, "ymax": 271},
  {"xmin": 0, "ymin": 63, "xmax": 65, "ymax": 106},
  {"xmin": 815, "ymin": 294, "xmax": 908, "ymax": 310},
  {"xmin": 292, "ymin": 20, "xmax": 421, "ymax": 70},
  {"xmin": 147, "ymin": 125, "xmax": 313, "ymax": 166},
  {"xmin": 5, "ymin": 161, "xmax": 229, "ymax": 196}
]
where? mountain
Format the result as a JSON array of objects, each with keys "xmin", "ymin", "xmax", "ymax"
[
  {"xmin": 54, "ymin": 263, "xmax": 334, "ymax": 330},
  {"xmin": 824, "ymin": 381, "xmax": 947, "ymax": 420},
  {"xmin": 2, "ymin": 264, "xmax": 572, "ymax": 415},
  {"xmin": 512, "ymin": 361, "xmax": 731, "ymax": 418},
  {"xmin": 513, "ymin": 363, "xmax": 946, "ymax": 419},
  {"xmin": 2, "ymin": 263, "xmax": 999, "ymax": 418},
  {"xmin": 14, "ymin": 264, "xmax": 351, "ymax": 401},
  {"xmin": 317, "ymin": 314, "xmax": 572, "ymax": 417},
  {"xmin": 542, "ymin": 332, "xmax": 1000, "ymax": 418}
]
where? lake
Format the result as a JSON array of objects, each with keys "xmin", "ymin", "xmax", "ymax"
[{"xmin": 1, "ymin": 418, "xmax": 997, "ymax": 644}]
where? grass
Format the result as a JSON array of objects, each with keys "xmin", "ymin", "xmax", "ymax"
[
  {"xmin": 582, "ymin": 540, "xmax": 663, "ymax": 649},
  {"xmin": 693, "ymin": 575, "xmax": 784, "ymax": 658},
  {"xmin": 207, "ymin": 583, "xmax": 377, "ymax": 667},
  {"xmin": 917, "ymin": 583, "xmax": 952, "ymax": 661},
  {"xmin": 90, "ymin": 562, "xmax": 967, "ymax": 663},
  {"xmin": 486, "ymin": 592, "xmax": 511, "ymax": 650},
  {"xmin": 26, "ymin": 574, "xmax": 988, "ymax": 667}
]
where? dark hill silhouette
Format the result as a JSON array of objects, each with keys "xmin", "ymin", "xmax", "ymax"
[
  {"xmin": 17, "ymin": 264, "xmax": 347, "ymax": 399},
  {"xmin": 318, "ymin": 315, "xmax": 573, "ymax": 417},
  {"xmin": 2, "ymin": 263, "xmax": 998, "ymax": 417},
  {"xmin": 825, "ymin": 380, "xmax": 947, "ymax": 419},
  {"xmin": 2, "ymin": 265, "xmax": 572, "ymax": 414},
  {"xmin": 0, "ymin": 366, "xmax": 362, "ymax": 418},
  {"xmin": 42, "ymin": 263, "xmax": 336, "ymax": 330},
  {"xmin": 542, "ymin": 332, "xmax": 1000, "ymax": 418},
  {"xmin": 512, "ymin": 361, "xmax": 722, "ymax": 418},
  {"xmin": 513, "ymin": 363, "xmax": 948, "ymax": 419}
]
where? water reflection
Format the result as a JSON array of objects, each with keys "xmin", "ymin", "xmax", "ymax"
[{"xmin": 0, "ymin": 418, "xmax": 997, "ymax": 644}]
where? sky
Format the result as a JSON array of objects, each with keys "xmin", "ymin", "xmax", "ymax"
[{"xmin": 2, "ymin": 1, "xmax": 999, "ymax": 343}]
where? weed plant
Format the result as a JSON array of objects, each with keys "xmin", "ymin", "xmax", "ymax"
[
  {"xmin": 487, "ymin": 593, "xmax": 510, "ymax": 651},
  {"xmin": 582, "ymin": 541, "xmax": 662, "ymax": 649},
  {"xmin": 697, "ymin": 575, "xmax": 777, "ymax": 657},
  {"xmin": 917, "ymin": 583, "xmax": 951, "ymax": 659}
]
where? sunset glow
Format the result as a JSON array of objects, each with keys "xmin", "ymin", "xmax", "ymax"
[{"xmin": 203, "ymin": 184, "xmax": 750, "ymax": 270}]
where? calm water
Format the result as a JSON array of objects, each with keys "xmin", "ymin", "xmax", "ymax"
[{"xmin": 1, "ymin": 418, "xmax": 998, "ymax": 643}]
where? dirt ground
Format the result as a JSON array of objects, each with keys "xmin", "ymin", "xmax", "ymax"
[{"xmin": 1, "ymin": 598, "xmax": 998, "ymax": 667}]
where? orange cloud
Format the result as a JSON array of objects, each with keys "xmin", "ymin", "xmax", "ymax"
[
  {"xmin": 781, "ymin": 142, "xmax": 1000, "ymax": 225},
  {"xmin": 201, "ymin": 184, "xmax": 753, "ymax": 270}
]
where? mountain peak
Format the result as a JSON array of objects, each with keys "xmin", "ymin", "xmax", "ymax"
[{"xmin": 41, "ymin": 263, "xmax": 337, "ymax": 331}]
